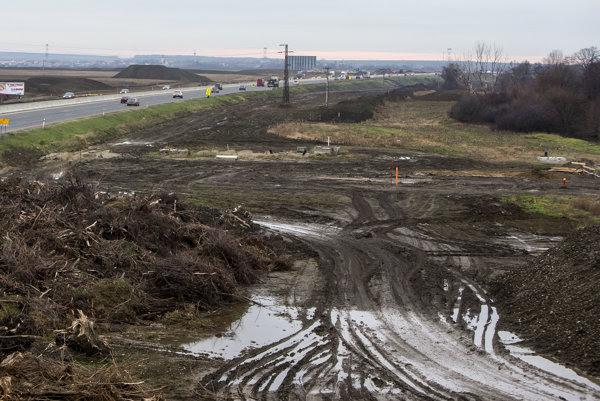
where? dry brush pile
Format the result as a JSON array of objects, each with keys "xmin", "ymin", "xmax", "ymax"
[{"xmin": 0, "ymin": 176, "xmax": 288, "ymax": 399}]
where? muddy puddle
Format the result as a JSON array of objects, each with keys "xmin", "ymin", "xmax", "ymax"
[{"xmin": 182, "ymin": 296, "xmax": 303, "ymax": 359}]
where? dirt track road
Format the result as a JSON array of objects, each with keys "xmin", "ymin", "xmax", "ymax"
[
  {"xmin": 196, "ymin": 191, "xmax": 599, "ymax": 401},
  {"xmin": 28, "ymin": 86, "xmax": 599, "ymax": 400}
]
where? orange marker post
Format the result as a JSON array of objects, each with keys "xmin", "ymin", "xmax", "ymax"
[{"xmin": 561, "ymin": 177, "xmax": 568, "ymax": 189}]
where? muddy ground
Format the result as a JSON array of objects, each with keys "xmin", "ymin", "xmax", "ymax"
[{"xmin": 4, "ymin": 86, "xmax": 600, "ymax": 400}]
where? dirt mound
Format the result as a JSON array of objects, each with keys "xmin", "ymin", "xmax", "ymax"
[
  {"xmin": 25, "ymin": 76, "xmax": 112, "ymax": 94},
  {"xmin": 115, "ymin": 65, "xmax": 210, "ymax": 83},
  {"xmin": 495, "ymin": 225, "xmax": 600, "ymax": 375}
]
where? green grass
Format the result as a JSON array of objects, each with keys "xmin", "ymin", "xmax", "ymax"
[
  {"xmin": 273, "ymin": 100, "xmax": 600, "ymax": 164},
  {"xmin": 503, "ymin": 194, "xmax": 600, "ymax": 225},
  {"xmin": 0, "ymin": 93, "xmax": 256, "ymax": 162}
]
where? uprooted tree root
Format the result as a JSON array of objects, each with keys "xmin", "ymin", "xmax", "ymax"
[{"xmin": 0, "ymin": 175, "xmax": 293, "ymax": 397}]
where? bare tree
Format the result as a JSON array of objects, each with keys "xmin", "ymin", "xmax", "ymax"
[
  {"xmin": 572, "ymin": 47, "xmax": 600, "ymax": 69},
  {"xmin": 460, "ymin": 42, "xmax": 506, "ymax": 94},
  {"xmin": 544, "ymin": 50, "xmax": 565, "ymax": 65}
]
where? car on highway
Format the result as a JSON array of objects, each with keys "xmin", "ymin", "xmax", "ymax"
[
  {"xmin": 126, "ymin": 97, "xmax": 140, "ymax": 106},
  {"xmin": 62, "ymin": 92, "xmax": 75, "ymax": 99},
  {"xmin": 238, "ymin": 85, "xmax": 246, "ymax": 91},
  {"xmin": 162, "ymin": 85, "xmax": 171, "ymax": 90},
  {"xmin": 172, "ymin": 90, "xmax": 183, "ymax": 99},
  {"xmin": 119, "ymin": 89, "xmax": 129, "ymax": 94},
  {"xmin": 214, "ymin": 83, "xmax": 223, "ymax": 91},
  {"xmin": 120, "ymin": 96, "xmax": 129, "ymax": 104}
]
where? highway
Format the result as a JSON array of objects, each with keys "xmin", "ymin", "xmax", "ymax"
[{"xmin": 0, "ymin": 83, "xmax": 275, "ymax": 133}]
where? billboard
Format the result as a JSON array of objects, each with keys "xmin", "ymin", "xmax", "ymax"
[
  {"xmin": 0, "ymin": 82, "xmax": 25, "ymax": 96},
  {"xmin": 289, "ymin": 56, "xmax": 317, "ymax": 71}
]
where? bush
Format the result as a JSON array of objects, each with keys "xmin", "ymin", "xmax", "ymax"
[
  {"xmin": 449, "ymin": 95, "xmax": 489, "ymax": 123},
  {"xmin": 449, "ymin": 93, "xmax": 509, "ymax": 124},
  {"xmin": 495, "ymin": 98, "xmax": 555, "ymax": 132}
]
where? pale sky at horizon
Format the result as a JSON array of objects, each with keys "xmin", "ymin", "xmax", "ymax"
[{"xmin": 2, "ymin": 0, "xmax": 599, "ymax": 61}]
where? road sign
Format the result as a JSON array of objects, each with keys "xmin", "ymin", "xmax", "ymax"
[
  {"xmin": 0, "ymin": 118, "xmax": 10, "ymax": 125},
  {"xmin": 289, "ymin": 56, "xmax": 316, "ymax": 72}
]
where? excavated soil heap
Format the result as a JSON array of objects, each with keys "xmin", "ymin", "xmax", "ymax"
[
  {"xmin": 497, "ymin": 225, "xmax": 600, "ymax": 375},
  {"xmin": 115, "ymin": 65, "xmax": 210, "ymax": 83}
]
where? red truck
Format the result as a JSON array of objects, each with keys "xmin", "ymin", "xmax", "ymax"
[{"xmin": 256, "ymin": 78, "xmax": 265, "ymax": 87}]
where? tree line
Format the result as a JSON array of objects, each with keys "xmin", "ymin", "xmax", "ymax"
[{"xmin": 442, "ymin": 45, "xmax": 600, "ymax": 138}]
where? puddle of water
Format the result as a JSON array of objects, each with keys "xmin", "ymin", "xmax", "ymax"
[
  {"xmin": 497, "ymin": 233, "xmax": 562, "ymax": 254},
  {"xmin": 498, "ymin": 331, "xmax": 600, "ymax": 391},
  {"xmin": 183, "ymin": 296, "xmax": 302, "ymax": 359}
]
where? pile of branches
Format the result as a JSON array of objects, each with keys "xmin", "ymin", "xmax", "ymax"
[
  {"xmin": 0, "ymin": 176, "xmax": 287, "ymax": 356},
  {"xmin": 0, "ymin": 351, "xmax": 159, "ymax": 400}
]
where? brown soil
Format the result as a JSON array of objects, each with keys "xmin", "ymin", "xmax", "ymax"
[{"xmin": 494, "ymin": 225, "xmax": 600, "ymax": 375}]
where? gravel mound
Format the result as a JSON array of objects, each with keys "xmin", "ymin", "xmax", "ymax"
[{"xmin": 496, "ymin": 225, "xmax": 600, "ymax": 375}]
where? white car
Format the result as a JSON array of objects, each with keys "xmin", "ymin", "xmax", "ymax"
[
  {"xmin": 119, "ymin": 89, "xmax": 129, "ymax": 94},
  {"xmin": 173, "ymin": 90, "xmax": 183, "ymax": 99},
  {"xmin": 62, "ymin": 92, "xmax": 75, "ymax": 99},
  {"xmin": 162, "ymin": 85, "xmax": 171, "ymax": 90}
]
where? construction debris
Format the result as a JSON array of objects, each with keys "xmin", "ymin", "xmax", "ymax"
[
  {"xmin": 549, "ymin": 161, "xmax": 599, "ymax": 177},
  {"xmin": 313, "ymin": 146, "xmax": 341, "ymax": 155},
  {"xmin": 537, "ymin": 156, "xmax": 568, "ymax": 164}
]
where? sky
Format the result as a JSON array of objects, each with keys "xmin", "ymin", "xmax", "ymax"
[{"xmin": 2, "ymin": 0, "xmax": 599, "ymax": 61}]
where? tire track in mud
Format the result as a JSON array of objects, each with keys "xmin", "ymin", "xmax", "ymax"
[{"xmin": 197, "ymin": 193, "xmax": 600, "ymax": 401}]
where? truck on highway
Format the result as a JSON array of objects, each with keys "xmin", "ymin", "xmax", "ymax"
[{"xmin": 267, "ymin": 76, "xmax": 279, "ymax": 88}]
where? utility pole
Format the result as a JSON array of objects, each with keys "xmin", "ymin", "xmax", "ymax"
[
  {"xmin": 279, "ymin": 43, "xmax": 290, "ymax": 104},
  {"xmin": 324, "ymin": 66, "xmax": 330, "ymax": 108},
  {"xmin": 263, "ymin": 47, "xmax": 268, "ymax": 59}
]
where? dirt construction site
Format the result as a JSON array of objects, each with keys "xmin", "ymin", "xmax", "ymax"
[{"xmin": 1, "ymin": 81, "xmax": 600, "ymax": 400}]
